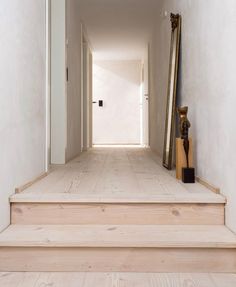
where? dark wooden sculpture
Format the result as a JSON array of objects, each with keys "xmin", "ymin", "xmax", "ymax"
[{"xmin": 177, "ymin": 107, "xmax": 195, "ymax": 183}]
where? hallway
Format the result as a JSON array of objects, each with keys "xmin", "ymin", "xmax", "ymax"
[{"xmin": 1, "ymin": 0, "xmax": 236, "ymax": 284}]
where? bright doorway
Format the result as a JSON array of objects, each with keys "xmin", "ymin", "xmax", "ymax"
[{"xmin": 92, "ymin": 56, "xmax": 149, "ymax": 146}]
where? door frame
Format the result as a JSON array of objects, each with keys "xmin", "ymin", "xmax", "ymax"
[
  {"xmin": 81, "ymin": 24, "xmax": 93, "ymax": 151},
  {"xmin": 140, "ymin": 46, "xmax": 150, "ymax": 147},
  {"xmin": 45, "ymin": 0, "xmax": 51, "ymax": 170}
]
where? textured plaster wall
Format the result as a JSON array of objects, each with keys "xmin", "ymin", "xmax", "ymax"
[
  {"xmin": 0, "ymin": 1, "xmax": 46, "ymax": 231},
  {"xmin": 153, "ymin": 0, "xmax": 236, "ymax": 232}
]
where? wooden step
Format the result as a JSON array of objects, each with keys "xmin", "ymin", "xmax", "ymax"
[
  {"xmin": 1, "ymin": 272, "xmax": 236, "ymax": 287},
  {"xmin": 10, "ymin": 191, "xmax": 226, "ymax": 204},
  {"xmin": 10, "ymin": 192, "xmax": 226, "ymax": 225},
  {"xmin": 0, "ymin": 225, "xmax": 235, "ymax": 272},
  {"xmin": 11, "ymin": 202, "xmax": 225, "ymax": 225}
]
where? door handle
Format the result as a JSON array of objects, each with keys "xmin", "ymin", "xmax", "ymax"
[{"xmin": 93, "ymin": 100, "xmax": 103, "ymax": 107}]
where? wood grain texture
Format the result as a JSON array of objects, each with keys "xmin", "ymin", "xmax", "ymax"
[
  {"xmin": 0, "ymin": 273, "xmax": 236, "ymax": 287},
  {"xmin": 11, "ymin": 202, "xmax": 225, "ymax": 225},
  {"xmin": 0, "ymin": 225, "xmax": 236, "ymax": 248},
  {"xmin": 0, "ymin": 247, "xmax": 236, "ymax": 272},
  {"xmin": 116, "ymin": 273, "xmax": 236, "ymax": 287},
  {"xmin": 4, "ymin": 147, "xmax": 232, "ymax": 274},
  {"xmin": 210, "ymin": 273, "xmax": 236, "ymax": 287},
  {"xmin": 10, "ymin": 192, "xmax": 226, "ymax": 203},
  {"xmin": 10, "ymin": 148, "xmax": 226, "ymax": 204}
]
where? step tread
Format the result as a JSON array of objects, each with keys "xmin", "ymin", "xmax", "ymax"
[
  {"xmin": 10, "ymin": 192, "xmax": 226, "ymax": 204},
  {"xmin": 0, "ymin": 225, "xmax": 235, "ymax": 248}
]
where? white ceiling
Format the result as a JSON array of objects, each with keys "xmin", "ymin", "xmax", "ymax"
[{"xmin": 78, "ymin": 0, "xmax": 161, "ymax": 60}]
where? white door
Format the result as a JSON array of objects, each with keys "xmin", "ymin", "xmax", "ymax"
[{"xmin": 93, "ymin": 60, "xmax": 141, "ymax": 145}]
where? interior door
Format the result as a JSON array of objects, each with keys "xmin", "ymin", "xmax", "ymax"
[{"xmin": 92, "ymin": 61, "xmax": 141, "ymax": 145}]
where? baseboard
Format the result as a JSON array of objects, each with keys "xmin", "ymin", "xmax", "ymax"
[
  {"xmin": 196, "ymin": 176, "xmax": 220, "ymax": 194},
  {"xmin": 15, "ymin": 172, "xmax": 48, "ymax": 194}
]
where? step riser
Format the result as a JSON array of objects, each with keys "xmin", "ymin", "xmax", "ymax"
[
  {"xmin": 11, "ymin": 203, "xmax": 225, "ymax": 225},
  {"xmin": 0, "ymin": 247, "xmax": 235, "ymax": 272}
]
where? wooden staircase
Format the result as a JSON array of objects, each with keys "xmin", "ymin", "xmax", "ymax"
[
  {"xmin": 0, "ymin": 191, "xmax": 236, "ymax": 272},
  {"xmin": 0, "ymin": 148, "xmax": 236, "ymax": 272}
]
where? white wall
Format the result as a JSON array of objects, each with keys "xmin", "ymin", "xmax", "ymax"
[
  {"xmin": 51, "ymin": 0, "xmax": 82, "ymax": 163},
  {"xmin": 0, "ymin": 0, "xmax": 46, "ymax": 231},
  {"xmin": 66, "ymin": 0, "xmax": 83, "ymax": 161},
  {"xmin": 51, "ymin": 0, "xmax": 66, "ymax": 164},
  {"xmin": 93, "ymin": 60, "xmax": 141, "ymax": 144},
  {"xmin": 152, "ymin": 0, "xmax": 236, "ymax": 232}
]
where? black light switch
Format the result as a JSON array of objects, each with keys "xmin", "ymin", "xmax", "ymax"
[{"xmin": 98, "ymin": 100, "xmax": 103, "ymax": 107}]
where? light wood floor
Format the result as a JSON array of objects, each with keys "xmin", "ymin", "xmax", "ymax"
[
  {"xmin": 0, "ymin": 272, "xmax": 236, "ymax": 287},
  {"xmin": 3, "ymin": 147, "xmax": 233, "ymax": 276},
  {"xmin": 11, "ymin": 147, "xmax": 225, "ymax": 203},
  {"xmin": 1, "ymin": 225, "xmax": 236, "ymax": 248}
]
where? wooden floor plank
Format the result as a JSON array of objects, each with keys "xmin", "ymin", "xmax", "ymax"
[
  {"xmin": 0, "ymin": 225, "xmax": 236, "ymax": 248},
  {"xmin": 10, "ymin": 192, "xmax": 225, "ymax": 203},
  {"xmin": 0, "ymin": 272, "xmax": 40, "ymax": 287},
  {"xmin": 133, "ymin": 273, "xmax": 216, "ymax": 287},
  {"xmin": 1, "ymin": 273, "xmax": 236, "ymax": 287},
  {"xmin": 210, "ymin": 273, "xmax": 236, "ymax": 287},
  {"xmin": 10, "ymin": 148, "xmax": 225, "ymax": 204}
]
